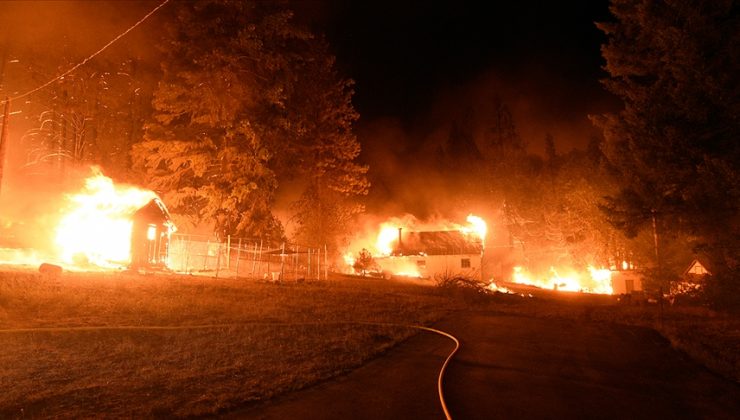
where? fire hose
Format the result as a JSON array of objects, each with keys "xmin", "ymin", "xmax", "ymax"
[
  {"xmin": 0, "ymin": 321, "xmax": 460, "ymax": 419},
  {"xmin": 406, "ymin": 323, "xmax": 460, "ymax": 420}
]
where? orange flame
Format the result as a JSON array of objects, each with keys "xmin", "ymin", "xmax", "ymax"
[
  {"xmin": 461, "ymin": 214, "xmax": 487, "ymax": 246},
  {"xmin": 511, "ymin": 265, "xmax": 613, "ymax": 294},
  {"xmin": 55, "ymin": 169, "xmax": 160, "ymax": 267},
  {"xmin": 376, "ymin": 223, "xmax": 401, "ymax": 255}
]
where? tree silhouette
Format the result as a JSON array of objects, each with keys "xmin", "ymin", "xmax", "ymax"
[
  {"xmin": 132, "ymin": 1, "xmax": 367, "ymax": 246},
  {"xmin": 594, "ymin": 0, "xmax": 739, "ymax": 305}
]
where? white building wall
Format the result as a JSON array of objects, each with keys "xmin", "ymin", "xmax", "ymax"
[{"xmin": 375, "ymin": 253, "xmax": 482, "ymax": 280}]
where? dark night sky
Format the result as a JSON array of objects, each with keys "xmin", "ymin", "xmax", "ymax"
[
  {"xmin": 1, "ymin": 0, "xmax": 619, "ymax": 154},
  {"xmin": 315, "ymin": 2, "xmax": 615, "ymax": 119},
  {"xmin": 299, "ymin": 0, "xmax": 620, "ymax": 155},
  {"xmin": 295, "ymin": 0, "xmax": 621, "ymax": 216}
]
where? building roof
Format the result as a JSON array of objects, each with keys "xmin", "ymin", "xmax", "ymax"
[
  {"xmin": 133, "ymin": 198, "xmax": 172, "ymax": 225},
  {"xmin": 394, "ymin": 230, "xmax": 482, "ymax": 256},
  {"xmin": 684, "ymin": 258, "xmax": 713, "ymax": 277}
]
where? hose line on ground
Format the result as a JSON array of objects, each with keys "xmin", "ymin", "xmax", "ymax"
[{"xmin": 0, "ymin": 321, "xmax": 460, "ymax": 419}]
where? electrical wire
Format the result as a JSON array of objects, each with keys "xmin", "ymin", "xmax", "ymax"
[{"xmin": 1, "ymin": 0, "xmax": 170, "ymax": 105}]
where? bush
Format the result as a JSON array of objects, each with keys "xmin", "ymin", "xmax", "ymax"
[
  {"xmin": 434, "ymin": 271, "xmax": 490, "ymax": 304},
  {"xmin": 705, "ymin": 270, "xmax": 740, "ymax": 313}
]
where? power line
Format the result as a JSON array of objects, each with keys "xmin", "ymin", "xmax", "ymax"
[{"xmin": 1, "ymin": 0, "xmax": 170, "ymax": 106}]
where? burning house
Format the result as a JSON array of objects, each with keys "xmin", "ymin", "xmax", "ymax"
[
  {"xmin": 373, "ymin": 227, "xmax": 484, "ymax": 280},
  {"xmin": 344, "ymin": 214, "xmax": 488, "ymax": 280}
]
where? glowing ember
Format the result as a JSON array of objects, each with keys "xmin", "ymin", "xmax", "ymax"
[
  {"xmin": 511, "ymin": 265, "xmax": 613, "ymax": 294},
  {"xmin": 55, "ymin": 169, "xmax": 160, "ymax": 267},
  {"xmin": 487, "ymin": 281, "xmax": 514, "ymax": 294}
]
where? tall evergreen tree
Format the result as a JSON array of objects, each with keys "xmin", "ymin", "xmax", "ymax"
[
  {"xmin": 594, "ymin": 0, "xmax": 739, "ymax": 304},
  {"xmin": 287, "ymin": 42, "xmax": 369, "ymax": 250},
  {"xmin": 132, "ymin": 0, "xmax": 368, "ymax": 246}
]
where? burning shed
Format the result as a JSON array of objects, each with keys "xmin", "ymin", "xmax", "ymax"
[{"xmin": 130, "ymin": 198, "xmax": 174, "ymax": 270}]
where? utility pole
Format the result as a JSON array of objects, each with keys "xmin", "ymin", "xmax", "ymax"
[
  {"xmin": 652, "ymin": 208, "xmax": 664, "ymax": 328},
  {"xmin": 0, "ymin": 97, "xmax": 9, "ymax": 197}
]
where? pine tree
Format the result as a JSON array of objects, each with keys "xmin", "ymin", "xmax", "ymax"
[
  {"xmin": 132, "ymin": 0, "xmax": 368, "ymax": 247},
  {"xmin": 287, "ymin": 42, "xmax": 369, "ymax": 250},
  {"xmin": 594, "ymin": 0, "xmax": 739, "ymax": 304}
]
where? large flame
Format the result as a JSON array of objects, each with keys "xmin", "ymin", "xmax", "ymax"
[
  {"xmin": 55, "ymin": 169, "xmax": 159, "ymax": 267},
  {"xmin": 376, "ymin": 223, "xmax": 401, "ymax": 255},
  {"xmin": 511, "ymin": 265, "xmax": 613, "ymax": 294},
  {"xmin": 462, "ymin": 214, "xmax": 487, "ymax": 246}
]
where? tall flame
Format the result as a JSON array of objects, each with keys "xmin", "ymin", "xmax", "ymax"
[
  {"xmin": 376, "ymin": 223, "xmax": 401, "ymax": 255},
  {"xmin": 462, "ymin": 214, "xmax": 487, "ymax": 246},
  {"xmin": 55, "ymin": 170, "xmax": 158, "ymax": 267}
]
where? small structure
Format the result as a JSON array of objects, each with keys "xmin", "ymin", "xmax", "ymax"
[
  {"xmin": 130, "ymin": 198, "xmax": 174, "ymax": 270},
  {"xmin": 670, "ymin": 257, "xmax": 712, "ymax": 298},
  {"xmin": 611, "ymin": 270, "xmax": 643, "ymax": 295},
  {"xmin": 684, "ymin": 258, "xmax": 712, "ymax": 277},
  {"xmin": 374, "ymin": 229, "xmax": 483, "ymax": 280}
]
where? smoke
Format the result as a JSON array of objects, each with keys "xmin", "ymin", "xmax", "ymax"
[{"xmin": 355, "ymin": 65, "xmax": 619, "ymax": 219}]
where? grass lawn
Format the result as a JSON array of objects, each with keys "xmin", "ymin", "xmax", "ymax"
[
  {"xmin": 1, "ymin": 269, "xmax": 737, "ymax": 418},
  {"xmin": 0, "ymin": 269, "xmax": 457, "ymax": 418}
]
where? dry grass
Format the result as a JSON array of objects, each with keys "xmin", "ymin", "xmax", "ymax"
[{"xmin": 0, "ymin": 269, "xmax": 457, "ymax": 418}]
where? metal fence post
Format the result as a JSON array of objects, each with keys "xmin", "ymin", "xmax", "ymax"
[
  {"xmin": 236, "ymin": 238, "xmax": 242, "ymax": 278},
  {"xmin": 227, "ymin": 235, "xmax": 231, "ymax": 269},
  {"xmin": 215, "ymin": 240, "xmax": 222, "ymax": 279},
  {"xmin": 204, "ymin": 239, "xmax": 210, "ymax": 271},
  {"xmin": 279, "ymin": 242, "xmax": 285, "ymax": 282}
]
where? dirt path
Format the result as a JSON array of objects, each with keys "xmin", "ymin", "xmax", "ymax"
[{"xmin": 225, "ymin": 310, "xmax": 740, "ymax": 419}]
